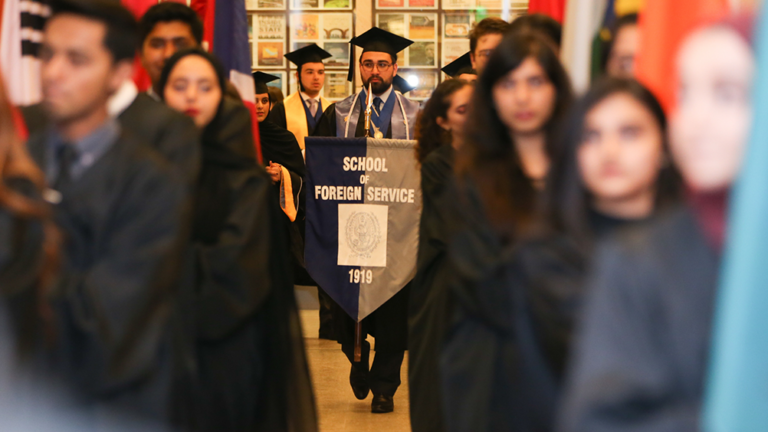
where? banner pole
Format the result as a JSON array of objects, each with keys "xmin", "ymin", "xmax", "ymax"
[{"xmin": 354, "ymin": 322, "xmax": 363, "ymax": 362}]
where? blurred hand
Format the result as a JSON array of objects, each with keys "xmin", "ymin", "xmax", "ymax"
[{"xmin": 266, "ymin": 161, "xmax": 282, "ymax": 184}]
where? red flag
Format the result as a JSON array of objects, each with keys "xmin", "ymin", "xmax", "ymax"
[
  {"xmin": 635, "ymin": 0, "xmax": 730, "ymax": 112},
  {"xmin": 528, "ymin": 0, "xmax": 567, "ymax": 23},
  {"xmin": 11, "ymin": 104, "xmax": 28, "ymax": 141},
  {"xmin": 243, "ymin": 101, "xmax": 263, "ymax": 164},
  {"xmin": 120, "ymin": 0, "xmax": 158, "ymax": 91}
]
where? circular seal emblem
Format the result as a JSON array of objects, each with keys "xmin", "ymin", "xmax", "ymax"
[{"xmin": 345, "ymin": 211, "xmax": 381, "ymax": 257}]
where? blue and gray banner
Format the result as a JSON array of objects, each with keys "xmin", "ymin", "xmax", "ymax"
[{"xmin": 305, "ymin": 137, "xmax": 421, "ymax": 322}]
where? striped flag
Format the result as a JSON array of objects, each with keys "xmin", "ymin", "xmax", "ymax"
[
  {"xmin": 703, "ymin": 8, "xmax": 768, "ymax": 432},
  {"xmin": 304, "ymin": 137, "xmax": 421, "ymax": 321},
  {"xmin": 634, "ymin": 0, "xmax": 729, "ymax": 112},
  {"xmin": 1, "ymin": 0, "xmax": 49, "ymax": 105},
  {"xmin": 560, "ymin": 0, "xmax": 607, "ymax": 93},
  {"xmin": 527, "ymin": 0, "xmax": 568, "ymax": 23},
  {"xmin": 191, "ymin": 0, "xmax": 253, "ymax": 103}
]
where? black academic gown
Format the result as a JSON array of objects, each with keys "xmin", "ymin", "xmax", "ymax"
[
  {"xmin": 258, "ymin": 120, "xmax": 309, "ymax": 283},
  {"xmin": 312, "ymin": 101, "xmax": 408, "ymax": 355},
  {"xmin": 408, "ymin": 144, "xmax": 457, "ymax": 432},
  {"xmin": 266, "ymin": 102, "xmax": 289, "ymax": 131},
  {"xmin": 26, "ymin": 129, "xmax": 189, "ymax": 427},
  {"xmin": 178, "ymin": 99, "xmax": 316, "ymax": 432},
  {"xmin": 558, "ymin": 206, "xmax": 718, "ymax": 432},
  {"xmin": 20, "ymin": 94, "xmax": 201, "ymax": 185}
]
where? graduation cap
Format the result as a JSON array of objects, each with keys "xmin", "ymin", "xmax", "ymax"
[
  {"xmin": 441, "ymin": 52, "xmax": 476, "ymax": 78},
  {"xmin": 392, "ymin": 75, "xmax": 415, "ymax": 94},
  {"xmin": 347, "ymin": 27, "xmax": 414, "ymax": 82},
  {"xmin": 285, "ymin": 44, "xmax": 332, "ymax": 68},
  {"xmin": 253, "ymin": 71, "xmax": 279, "ymax": 94}
]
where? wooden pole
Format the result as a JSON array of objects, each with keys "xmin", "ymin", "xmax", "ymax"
[{"xmin": 354, "ymin": 322, "xmax": 363, "ymax": 362}]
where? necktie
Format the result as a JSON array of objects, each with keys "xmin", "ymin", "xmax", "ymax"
[
  {"xmin": 54, "ymin": 144, "xmax": 77, "ymax": 191},
  {"xmin": 308, "ymin": 98, "xmax": 317, "ymax": 117},
  {"xmin": 374, "ymin": 97, "xmax": 383, "ymax": 113}
]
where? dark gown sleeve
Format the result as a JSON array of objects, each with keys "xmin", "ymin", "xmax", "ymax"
[
  {"xmin": 148, "ymin": 108, "xmax": 201, "ymax": 186},
  {"xmin": 118, "ymin": 94, "xmax": 202, "ymax": 186},
  {"xmin": 266, "ymin": 102, "xmax": 288, "ymax": 129},
  {"xmin": 519, "ymin": 237, "xmax": 587, "ymax": 377},
  {"xmin": 312, "ymin": 103, "xmax": 337, "ymax": 137},
  {"xmin": 558, "ymin": 236, "xmax": 699, "ymax": 432},
  {"xmin": 57, "ymin": 155, "xmax": 189, "ymax": 397},
  {"xmin": 193, "ymin": 170, "xmax": 275, "ymax": 340}
]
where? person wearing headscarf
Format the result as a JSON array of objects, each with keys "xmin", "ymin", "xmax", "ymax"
[{"xmin": 159, "ymin": 48, "xmax": 317, "ymax": 432}]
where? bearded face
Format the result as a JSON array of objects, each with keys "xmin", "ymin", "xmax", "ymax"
[{"xmin": 360, "ymin": 52, "xmax": 397, "ymax": 95}]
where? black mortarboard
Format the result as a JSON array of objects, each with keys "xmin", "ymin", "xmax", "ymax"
[
  {"xmin": 253, "ymin": 71, "xmax": 279, "ymax": 94},
  {"xmin": 441, "ymin": 52, "xmax": 476, "ymax": 78},
  {"xmin": 285, "ymin": 44, "xmax": 332, "ymax": 68},
  {"xmin": 392, "ymin": 75, "xmax": 415, "ymax": 94},
  {"xmin": 347, "ymin": 27, "xmax": 413, "ymax": 82}
]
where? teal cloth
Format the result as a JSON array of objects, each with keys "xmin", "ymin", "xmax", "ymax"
[{"xmin": 703, "ymin": 10, "xmax": 768, "ymax": 432}]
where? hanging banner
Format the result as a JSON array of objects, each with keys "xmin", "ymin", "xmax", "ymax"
[{"xmin": 305, "ymin": 137, "xmax": 421, "ymax": 321}]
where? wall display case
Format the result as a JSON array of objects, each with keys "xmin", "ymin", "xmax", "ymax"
[
  {"xmin": 248, "ymin": 0, "xmax": 354, "ymax": 98},
  {"xmin": 290, "ymin": 0, "xmax": 353, "ymax": 11},
  {"xmin": 376, "ymin": 13, "xmax": 438, "ymax": 68},
  {"xmin": 249, "ymin": 0, "xmax": 528, "ymax": 102}
]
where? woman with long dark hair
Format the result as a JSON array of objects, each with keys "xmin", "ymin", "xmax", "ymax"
[
  {"xmin": 159, "ymin": 49, "xmax": 316, "ymax": 432},
  {"xmin": 441, "ymin": 30, "xmax": 573, "ymax": 432},
  {"xmin": 494, "ymin": 77, "xmax": 681, "ymax": 431},
  {"xmin": 0, "ymin": 76, "xmax": 58, "ymax": 358},
  {"xmin": 409, "ymin": 78, "xmax": 473, "ymax": 432},
  {"xmin": 559, "ymin": 19, "xmax": 754, "ymax": 432}
]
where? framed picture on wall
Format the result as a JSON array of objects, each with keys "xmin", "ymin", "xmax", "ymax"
[
  {"xmin": 266, "ymin": 71, "xmax": 287, "ymax": 95},
  {"xmin": 409, "ymin": 42, "xmax": 436, "ymax": 67},
  {"xmin": 442, "ymin": 0, "xmax": 474, "ymax": 10},
  {"xmin": 256, "ymin": 14, "xmax": 285, "ymax": 39},
  {"xmin": 322, "ymin": 13, "xmax": 353, "ymax": 40},
  {"xmin": 250, "ymin": 12, "xmax": 287, "ymax": 68},
  {"xmin": 398, "ymin": 69, "xmax": 437, "ymax": 100},
  {"xmin": 375, "ymin": 12, "xmax": 437, "ymax": 68},
  {"xmin": 246, "ymin": 0, "xmax": 287, "ymax": 10},
  {"xmin": 290, "ymin": 0, "xmax": 351, "ymax": 10},
  {"xmin": 323, "ymin": 71, "xmax": 352, "ymax": 100},
  {"xmin": 408, "ymin": 0, "xmax": 436, "ymax": 9},
  {"xmin": 441, "ymin": 39, "xmax": 469, "ymax": 68},
  {"xmin": 324, "ymin": 42, "xmax": 350, "ymax": 67},
  {"xmin": 409, "ymin": 14, "xmax": 436, "ymax": 39},
  {"xmin": 376, "ymin": 0, "xmax": 436, "ymax": 9},
  {"xmin": 443, "ymin": 12, "xmax": 471, "ymax": 38},
  {"xmin": 291, "ymin": 13, "xmax": 320, "ymax": 39},
  {"xmin": 256, "ymin": 41, "xmax": 285, "ymax": 67},
  {"xmin": 377, "ymin": 13, "xmax": 406, "ymax": 36}
]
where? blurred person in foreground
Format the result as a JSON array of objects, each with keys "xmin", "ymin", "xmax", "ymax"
[
  {"xmin": 559, "ymin": 17, "xmax": 755, "ymax": 432},
  {"xmin": 440, "ymin": 30, "xmax": 573, "ymax": 432},
  {"xmin": 28, "ymin": 0, "xmax": 189, "ymax": 427},
  {"xmin": 159, "ymin": 48, "xmax": 317, "ymax": 432},
  {"xmin": 470, "ymin": 77, "xmax": 681, "ymax": 432},
  {"xmin": 409, "ymin": 78, "xmax": 474, "ymax": 432},
  {"xmin": 20, "ymin": 1, "xmax": 201, "ymax": 186}
]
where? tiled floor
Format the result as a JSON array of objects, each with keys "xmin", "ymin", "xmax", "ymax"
[{"xmin": 300, "ymin": 310, "xmax": 412, "ymax": 432}]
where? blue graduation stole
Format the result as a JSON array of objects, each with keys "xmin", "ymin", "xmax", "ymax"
[
  {"xmin": 362, "ymin": 89, "xmax": 396, "ymax": 138},
  {"xmin": 302, "ymin": 95, "xmax": 323, "ymax": 132}
]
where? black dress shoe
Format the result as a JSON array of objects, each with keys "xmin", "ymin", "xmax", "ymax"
[
  {"xmin": 349, "ymin": 365, "xmax": 369, "ymax": 400},
  {"xmin": 371, "ymin": 394, "xmax": 394, "ymax": 413}
]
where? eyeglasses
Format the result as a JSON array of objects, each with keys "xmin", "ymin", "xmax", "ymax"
[
  {"xmin": 360, "ymin": 61, "xmax": 393, "ymax": 72},
  {"xmin": 476, "ymin": 49, "xmax": 494, "ymax": 59}
]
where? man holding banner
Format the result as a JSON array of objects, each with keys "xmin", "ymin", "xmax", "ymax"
[{"xmin": 311, "ymin": 27, "xmax": 421, "ymax": 414}]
